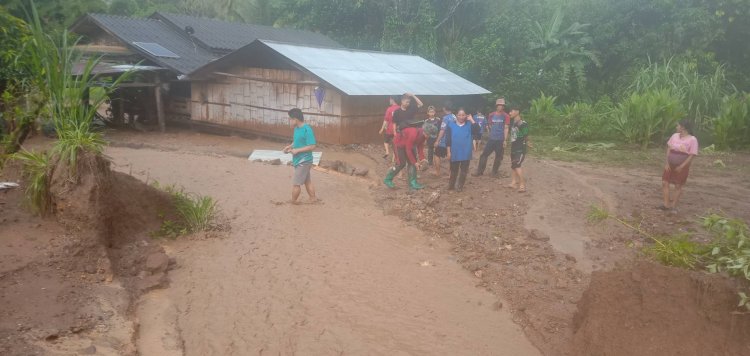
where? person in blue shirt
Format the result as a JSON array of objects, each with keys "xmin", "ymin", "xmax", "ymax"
[
  {"xmin": 474, "ymin": 98, "xmax": 510, "ymax": 177},
  {"xmin": 432, "ymin": 102, "xmax": 456, "ymax": 177},
  {"xmin": 283, "ymin": 108, "xmax": 317, "ymax": 204},
  {"xmin": 472, "ymin": 110, "xmax": 487, "ymax": 152},
  {"xmin": 445, "ymin": 108, "xmax": 474, "ymax": 192}
]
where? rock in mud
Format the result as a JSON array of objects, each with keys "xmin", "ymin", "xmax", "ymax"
[
  {"xmin": 136, "ymin": 272, "xmax": 167, "ymax": 292},
  {"xmin": 426, "ymin": 191, "xmax": 441, "ymax": 206},
  {"xmin": 353, "ymin": 167, "xmax": 369, "ymax": 176},
  {"xmin": 269, "ymin": 158, "xmax": 282, "ymax": 166},
  {"xmin": 145, "ymin": 252, "xmax": 169, "ymax": 274},
  {"xmin": 528, "ymin": 229, "xmax": 551, "ymax": 242}
]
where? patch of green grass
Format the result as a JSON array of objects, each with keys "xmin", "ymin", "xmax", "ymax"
[
  {"xmin": 151, "ymin": 182, "xmax": 218, "ymax": 238},
  {"xmin": 644, "ymin": 234, "xmax": 705, "ymax": 269}
]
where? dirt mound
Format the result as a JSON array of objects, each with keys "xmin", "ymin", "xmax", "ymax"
[
  {"xmin": 570, "ymin": 261, "xmax": 750, "ymax": 356},
  {"xmin": 50, "ymin": 153, "xmax": 174, "ymax": 290}
]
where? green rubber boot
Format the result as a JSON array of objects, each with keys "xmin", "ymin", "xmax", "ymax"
[
  {"xmin": 408, "ymin": 166, "xmax": 424, "ymax": 190},
  {"xmin": 383, "ymin": 168, "xmax": 397, "ymax": 189}
]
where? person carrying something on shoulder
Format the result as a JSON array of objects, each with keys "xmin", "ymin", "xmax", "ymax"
[
  {"xmin": 422, "ymin": 106, "xmax": 441, "ymax": 168},
  {"xmin": 660, "ymin": 119, "xmax": 699, "ymax": 213},
  {"xmin": 445, "ymin": 108, "xmax": 474, "ymax": 192},
  {"xmin": 474, "ymin": 97, "xmax": 510, "ymax": 177},
  {"xmin": 283, "ymin": 108, "xmax": 318, "ymax": 205},
  {"xmin": 392, "ymin": 93, "xmax": 424, "ymax": 133},
  {"xmin": 507, "ymin": 106, "xmax": 529, "ymax": 193},
  {"xmin": 378, "ymin": 95, "xmax": 401, "ymax": 161},
  {"xmin": 433, "ymin": 102, "xmax": 457, "ymax": 177},
  {"xmin": 384, "ymin": 125, "xmax": 434, "ymax": 190}
]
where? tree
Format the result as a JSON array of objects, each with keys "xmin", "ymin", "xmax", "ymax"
[{"xmin": 530, "ymin": 6, "xmax": 600, "ymax": 93}]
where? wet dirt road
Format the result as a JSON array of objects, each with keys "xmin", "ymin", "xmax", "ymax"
[{"xmin": 109, "ymin": 147, "xmax": 539, "ymax": 356}]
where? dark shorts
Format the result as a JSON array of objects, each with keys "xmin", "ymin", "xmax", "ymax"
[
  {"xmin": 435, "ymin": 146, "xmax": 448, "ymax": 158},
  {"xmin": 384, "ymin": 134, "xmax": 394, "ymax": 144},
  {"xmin": 511, "ymin": 151, "xmax": 525, "ymax": 169},
  {"xmin": 292, "ymin": 163, "xmax": 312, "ymax": 185}
]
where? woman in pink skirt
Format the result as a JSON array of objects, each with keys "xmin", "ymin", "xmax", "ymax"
[{"xmin": 660, "ymin": 119, "xmax": 699, "ymax": 212}]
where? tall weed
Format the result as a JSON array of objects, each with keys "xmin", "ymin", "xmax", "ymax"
[
  {"xmin": 613, "ymin": 89, "xmax": 683, "ymax": 149},
  {"xmin": 556, "ymin": 99, "xmax": 614, "ymax": 141},
  {"xmin": 711, "ymin": 93, "xmax": 749, "ymax": 150},
  {"xmin": 628, "ymin": 59, "xmax": 733, "ymax": 132},
  {"xmin": 528, "ymin": 92, "xmax": 559, "ymax": 128},
  {"xmin": 12, "ymin": 150, "xmax": 51, "ymax": 215},
  {"xmin": 22, "ymin": 4, "xmax": 130, "ymax": 172}
]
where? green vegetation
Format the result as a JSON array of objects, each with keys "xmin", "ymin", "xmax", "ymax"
[
  {"xmin": 12, "ymin": 150, "xmax": 52, "ymax": 215},
  {"xmin": 588, "ymin": 206, "xmax": 750, "ymax": 310},
  {"xmin": 153, "ymin": 183, "xmax": 218, "ymax": 238}
]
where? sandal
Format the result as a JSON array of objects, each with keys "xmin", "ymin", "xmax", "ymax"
[
  {"xmin": 518, "ymin": 186, "xmax": 526, "ymax": 193},
  {"xmin": 656, "ymin": 205, "xmax": 670, "ymax": 211}
]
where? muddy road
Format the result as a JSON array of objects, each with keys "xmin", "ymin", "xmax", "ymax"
[{"xmin": 109, "ymin": 147, "xmax": 539, "ymax": 355}]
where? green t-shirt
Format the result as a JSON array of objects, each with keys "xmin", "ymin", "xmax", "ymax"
[
  {"xmin": 292, "ymin": 123, "xmax": 316, "ymax": 166},
  {"xmin": 510, "ymin": 120, "xmax": 529, "ymax": 154}
]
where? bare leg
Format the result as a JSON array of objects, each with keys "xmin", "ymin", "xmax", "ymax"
[
  {"xmin": 517, "ymin": 168, "xmax": 525, "ymax": 190},
  {"xmin": 304, "ymin": 180, "xmax": 317, "ymax": 202},
  {"xmin": 434, "ymin": 156, "xmax": 441, "ymax": 176},
  {"xmin": 508, "ymin": 170, "xmax": 518, "ymax": 188},
  {"xmin": 383, "ymin": 142, "xmax": 390, "ymax": 156},
  {"xmin": 662, "ymin": 180, "xmax": 671, "ymax": 208},
  {"xmin": 671, "ymin": 184, "xmax": 684, "ymax": 209},
  {"xmin": 291, "ymin": 185, "xmax": 302, "ymax": 204}
]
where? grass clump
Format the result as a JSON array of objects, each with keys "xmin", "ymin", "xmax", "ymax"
[
  {"xmin": 12, "ymin": 150, "xmax": 51, "ymax": 215},
  {"xmin": 152, "ymin": 182, "xmax": 218, "ymax": 238}
]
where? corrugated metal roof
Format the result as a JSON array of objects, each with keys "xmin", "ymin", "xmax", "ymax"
[
  {"xmin": 152, "ymin": 12, "xmax": 342, "ymax": 52},
  {"xmin": 80, "ymin": 14, "xmax": 217, "ymax": 75},
  {"xmin": 260, "ymin": 41, "xmax": 490, "ymax": 96}
]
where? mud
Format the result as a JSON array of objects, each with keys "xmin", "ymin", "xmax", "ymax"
[
  {"xmin": 1, "ymin": 153, "xmax": 176, "ymax": 355},
  {"xmin": 107, "ymin": 146, "xmax": 539, "ymax": 355},
  {"xmin": 571, "ymin": 261, "xmax": 750, "ymax": 356}
]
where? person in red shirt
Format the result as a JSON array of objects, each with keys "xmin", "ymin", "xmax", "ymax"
[
  {"xmin": 378, "ymin": 96, "xmax": 401, "ymax": 161},
  {"xmin": 383, "ymin": 125, "xmax": 437, "ymax": 190}
]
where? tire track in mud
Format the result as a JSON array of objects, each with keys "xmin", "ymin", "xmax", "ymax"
[{"xmin": 108, "ymin": 147, "xmax": 540, "ymax": 356}]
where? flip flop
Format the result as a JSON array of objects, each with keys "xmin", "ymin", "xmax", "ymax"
[
  {"xmin": 518, "ymin": 186, "xmax": 526, "ymax": 193},
  {"xmin": 656, "ymin": 205, "xmax": 670, "ymax": 211}
]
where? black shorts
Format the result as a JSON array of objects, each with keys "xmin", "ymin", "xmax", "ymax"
[
  {"xmin": 384, "ymin": 134, "xmax": 394, "ymax": 144},
  {"xmin": 511, "ymin": 151, "xmax": 525, "ymax": 169},
  {"xmin": 435, "ymin": 146, "xmax": 448, "ymax": 158}
]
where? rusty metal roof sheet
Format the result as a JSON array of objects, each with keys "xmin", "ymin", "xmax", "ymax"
[{"xmin": 261, "ymin": 41, "xmax": 490, "ymax": 96}]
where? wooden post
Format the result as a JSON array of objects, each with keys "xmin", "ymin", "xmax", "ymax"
[{"xmin": 155, "ymin": 77, "xmax": 166, "ymax": 133}]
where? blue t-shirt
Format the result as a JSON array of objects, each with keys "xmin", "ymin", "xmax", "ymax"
[
  {"xmin": 475, "ymin": 115, "xmax": 487, "ymax": 132},
  {"xmin": 488, "ymin": 111, "xmax": 509, "ymax": 141},
  {"xmin": 438, "ymin": 113, "xmax": 456, "ymax": 147},
  {"xmin": 292, "ymin": 123, "xmax": 316, "ymax": 166},
  {"xmin": 446, "ymin": 120, "xmax": 473, "ymax": 162}
]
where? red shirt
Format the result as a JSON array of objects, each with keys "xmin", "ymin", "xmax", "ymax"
[
  {"xmin": 384, "ymin": 104, "xmax": 400, "ymax": 135},
  {"xmin": 394, "ymin": 127, "xmax": 426, "ymax": 164}
]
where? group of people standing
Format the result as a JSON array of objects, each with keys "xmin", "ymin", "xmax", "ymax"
[{"xmin": 379, "ymin": 94, "xmax": 529, "ymax": 193}]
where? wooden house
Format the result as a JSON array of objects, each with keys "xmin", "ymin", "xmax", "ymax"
[
  {"xmin": 71, "ymin": 13, "xmax": 490, "ymax": 144},
  {"xmin": 188, "ymin": 40, "xmax": 490, "ymax": 144}
]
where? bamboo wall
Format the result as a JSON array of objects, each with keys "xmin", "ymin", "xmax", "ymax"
[{"xmin": 191, "ymin": 66, "xmax": 348, "ymax": 143}]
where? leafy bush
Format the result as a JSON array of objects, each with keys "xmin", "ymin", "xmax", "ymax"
[
  {"xmin": 644, "ymin": 235, "xmax": 705, "ymax": 269},
  {"xmin": 711, "ymin": 93, "xmax": 749, "ymax": 150},
  {"xmin": 12, "ymin": 150, "xmax": 51, "ymax": 215},
  {"xmin": 613, "ymin": 89, "xmax": 684, "ymax": 149},
  {"xmin": 556, "ymin": 99, "xmax": 614, "ymax": 141},
  {"xmin": 528, "ymin": 93, "xmax": 559, "ymax": 128}
]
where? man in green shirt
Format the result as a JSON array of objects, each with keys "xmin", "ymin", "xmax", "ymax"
[
  {"xmin": 283, "ymin": 108, "xmax": 318, "ymax": 204},
  {"xmin": 508, "ymin": 106, "xmax": 529, "ymax": 193}
]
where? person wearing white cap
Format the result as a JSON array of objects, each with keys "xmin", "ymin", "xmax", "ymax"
[{"xmin": 473, "ymin": 97, "xmax": 510, "ymax": 177}]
